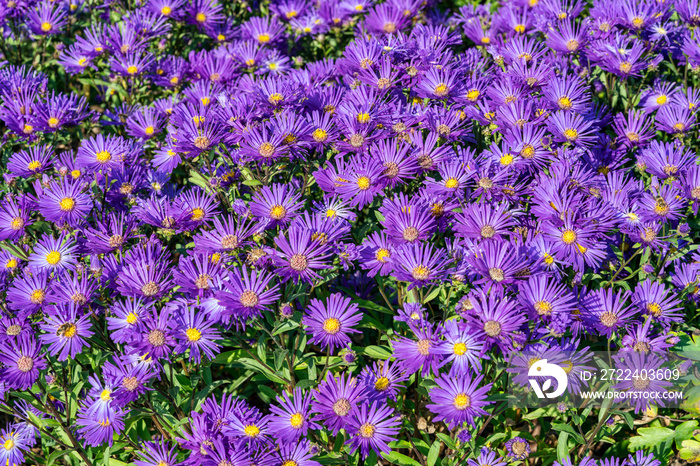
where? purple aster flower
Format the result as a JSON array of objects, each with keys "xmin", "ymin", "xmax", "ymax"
[
  {"xmin": 6, "ymin": 271, "xmax": 50, "ymax": 313},
  {"xmin": 391, "ymin": 242, "xmax": 453, "ymax": 289},
  {"xmin": 467, "ymin": 291, "xmax": 523, "ymax": 352},
  {"xmin": 631, "ymin": 280, "xmax": 683, "ymax": 325},
  {"xmin": 505, "ymin": 437, "xmax": 531, "ymax": 460},
  {"xmin": 426, "ymin": 373, "xmax": 492, "ymax": 428},
  {"xmin": 130, "ymin": 307, "xmax": 176, "ymax": 360},
  {"xmin": 0, "ymin": 427, "xmax": 30, "ymax": 466},
  {"xmin": 392, "ymin": 321, "xmax": 443, "ymax": 377},
  {"xmin": 303, "ymin": 293, "xmax": 362, "ymax": 353},
  {"xmin": 582, "ymin": 288, "xmax": 639, "ymax": 338},
  {"xmin": 434, "ymin": 319, "xmax": 486, "ymax": 376},
  {"xmin": 468, "ymin": 448, "xmax": 507, "ymax": 466},
  {"xmin": 103, "ymin": 356, "xmax": 156, "ymax": 406},
  {"xmin": 216, "ymin": 266, "xmax": 280, "ymax": 320},
  {"xmin": 28, "ymin": 233, "xmax": 78, "ymax": 272},
  {"xmin": 75, "ymin": 134, "xmax": 129, "ymax": 172},
  {"xmin": 38, "ymin": 177, "xmax": 92, "ymax": 227},
  {"xmin": 0, "ymin": 196, "xmax": 34, "ymax": 241},
  {"xmin": 547, "ymin": 110, "xmax": 597, "ymax": 147},
  {"xmin": 359, "ymin": 231, "xmax": 395, "ymax": 277},
  {"xmin": 268, "ymin": 387, "xmax": 319, "ymax": 443},
  {"xmin": 345, "ymin": 401, "xmax": 401, "ymax": 460},
  {"xmin": 612, "ymin": 351, "xmax": 673, "ymax": 413},
  {"xmin": 135, "ymin": 439, "xmax": 183, "ymax": 466},
  {"xmin": 76, "ymin": 405, "xmax": 127, "ymax": 447},
  {"xmin": 359, "ymin": 359, "xmax": 408, "ymax": 403},
  {"xmin": 275, "ymin": 439, "xmax": 321, "ymax": 466},
  {"xmin": 312, "ymin": 372, "xmax": 367, "ymax": 435},
  {"xmin": 39, "ymin": 303, "xmax": 93, "ymax": 361},
  {"xmin": 0, "ymin": 335, "xmax": 47, "ymax": 390},
  {"xmin": 250, "ymin": 184, "xmax": 305, "ymax": 228},
  {"xmin": 107, "ymin": 299, "xmax": 150, "ymax": 344},
  {"xmin": 8, "ymin": 144, "xmax": 53, "ymax": 177},
  {"xmin": 172, "ymin": 304, "xmax": 221, "ymax": 363},
  {"xmin": 273, "ymin": 227, "xmax": 332, "ymax": 283}
]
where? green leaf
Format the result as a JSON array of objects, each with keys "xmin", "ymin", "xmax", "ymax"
[
  {"xmin": 675, "ymin": 421, "xmax": 699, "ymax": 449},
  {"xmin": 382, "ymin": 451, "xmax": 422, "ymax": 466},
  {"xmin": 422, "ymin": 287, "xmax": 441, "ymax": 304},
  {"xmin": 551, "ymin": 423, "xmax": 585, "ymax": 445},
  {"xmin": 629, "ymin": 427, "xmax": 674, "ymax": 450},
  {"xmin": 427, "ymin": 440, "xmax": 441, "ymax": 466},
  {"xmin": 680, "ymin": 439, "xmax": 700, "ymax": 462},
  {"xmin": 359, "ymin": 345, "xmax": 393, "ymax": 360},
  {"xmin": 557, "ymin": 432, "xmax": 570, "ymax": 462}
]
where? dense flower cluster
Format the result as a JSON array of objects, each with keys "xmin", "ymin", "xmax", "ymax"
[{"xmin": 0, "ymin": 0, "xmax": 699, "ymax": 465}]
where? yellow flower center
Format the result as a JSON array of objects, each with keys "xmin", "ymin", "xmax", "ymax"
[
  {"xmin": 514, "ymin": 24, "xmax": 525, "ymax": 33},
  {"xmin": 28, "ymin": 160, "xmax": 41, "ymax": 171},
  {"xmin": 374, "ymin": 377, "xmax": 390, "ymax": 391},
  {"xmin": 170, "ymin": 76, "xmax": 179, "ymax": 85},
  {"xmin": 30, "ymin": 289, "xmax": 45, "ymax": 304},
  {"xmin": 45, "ymin": 251, "xmax": 61, "ymax": 265},
  {"xmin": 145, "ymin": 126, "xmax": 155, "ymax": 135},
  {"xmin": 445, "ymin": 178, "xmax": 459, "ymax": 189},
  {"xmin": 161, "ymin": 5, "xmax": 171, "ymax": 14},
  {"xmin": 48, "ymin": 117, "xmax": 60, "ymax": 127},
  {"xmin": 357, "ymin": 176, "xmax": 371, "ymax": 190},
  {"xmin": 290, "ymin": 412, "xmax": 304, "ymax": 428},
  {"xmin": 323, "ymin": 317, "xmax": 341, "ymax": 334},
  {"xmin": 186, "ymin": 328, "xmax": 201, "ymax": 342},
  {"xmin": 356, "ymin": 112, "xmax": 371, "ymax": 123},
  {"xmin": 466, "ymin": 89, "xmax": 480, "ymax": 101},
  {"xmin": 534, "ymin": 301, "xmax": 553, "ymax": 316},
  {"xmin": 127, "ymin": 65, "xmax": 138, "ymax": 75},
  {"xmin": 360, "ymin": 423, "xmax": 375, "ymax": 438},
  {"xmin": 191, "ymin": 208, "xmax": 205, "ymax": 221},
  {"xmin": 62, "ymin": 324, "xmax": 77, "ymax": 338},
  {"xmin": 270, "ymin": 205, "xmax": 286, "ymax": 219},
  {"xmin": 196, "ymin": 12, "xmax": 206, "ymax": 22},
  {"xmin": 558, "ymin": 96, "xmax": 572, "ymax": 110},
  {"xmin": 376, "ymin": 248, "xmax": 390, "ymax": 263},
  {"xmin": 453, "ymin": 393, "xmax": 470, "ymax": 410},
  {"xmin": 95, "ymin": 150, "xmax": 111, "ymax": 163},
  {"xmin": 563, "ymin": 128, "xmax": 578, "ymax": 141},
  {"xmin": 561, "ymin": 229, "xmax": 577, "ymax": 244},
  {"xmin": 4, "ymin": 438, "xmax": 14, "ymax": 450},
  {"xmin": 500, "ymin": 154, "xmax": 513, "ymax": 166},
  {"xmin": 244, "ymin": 425, "xmax": 260, "ymax": 437},
  {"xmin": 58, "ymin": 197, "xmax": 75, "ymax": 212},
  {"xmin": 453, "ymin": 342, "xmax": 467, "ymax": 355},
  {"xmin": 6, "ymin": 258, "xmax": 18, "ymax": 269},
  {"xmin": 434, "ymin": 83, "xmax": 449, "ymax": 97},
  {"xmin": 100, "ymin": 389, "xmax": 111, "ymax": 401},
  {"xmin": 543, "ymin": 253, "xmax": 554, "ymax": 265},
  {"xmin": 41, "ymin": 22, "xmax": 51, "ymax": 31},
  {"xmin": 258, "ymin": 33, "xmax": 270, "ymax": 43},
  {"xmin": 126, "ymin": 312, "xmax": 138, "ymax": 325}
]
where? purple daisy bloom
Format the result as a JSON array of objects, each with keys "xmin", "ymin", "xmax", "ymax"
[
  {"xmin": 28, "ymin": 233, "xmax": 78, "ymax": 272},
  {"xmin": 345, "ymin": 401, "xmax": 401, "ymax": 460},
  {"xmin": 273, "ymin": 227, "xmax": 332, "ymax": 283},
  {"xmin": 303, "ymin": 293, "xmax": 362, "ymax": 353},
  {"xmin": 267, "ymin": 387, "xmax": 319, "ymax": 443},
  {"xmin": 0, "ymin": 335, "xmax": 47, "ymax": 390},
  {"xmin": 426, "ymin": 373, "xmax": 492, "ymax": 428},
  {"xmin": 39, "ymin": 303, "xmax": 94, "ymax": 361},
  {"xmin": 312, "ymin": 372, "xmax": 367, "ymax": 435}
]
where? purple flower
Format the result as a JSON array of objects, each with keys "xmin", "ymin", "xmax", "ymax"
[
  {"xmin": 426, "ymin": 373, "xmax": 492, "ymax": 428},
  {"xmin": 303, "ymin": 293, "xmax": 362, "ymax": 352},
  {"xmin": 345, "ymin": 402, "xmax": 401, "ymax": 460}
]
